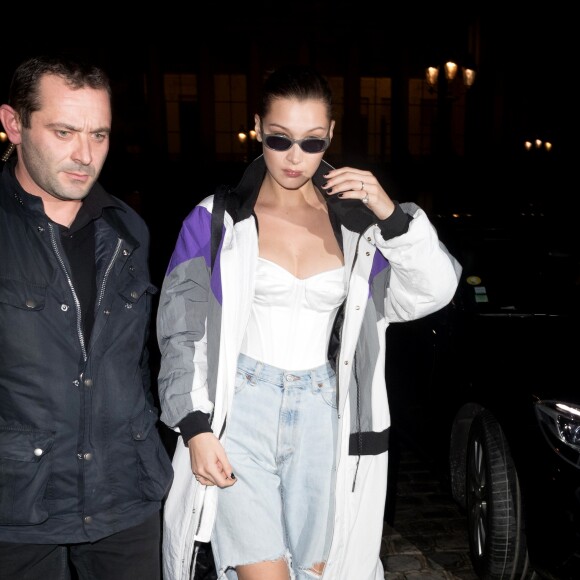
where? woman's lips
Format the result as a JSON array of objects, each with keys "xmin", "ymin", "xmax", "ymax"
[{"xmin": 284, "ymin": 170, "xmax": 303, "ymax": 178}]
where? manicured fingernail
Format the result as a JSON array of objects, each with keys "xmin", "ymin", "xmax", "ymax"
[
  {"xmin": 337, "ymin": 193, "xmax": 343, "ymax": 198},
  {"xmin": 230, "ymin": 473, "xmax": 236, "ymax": 479}
]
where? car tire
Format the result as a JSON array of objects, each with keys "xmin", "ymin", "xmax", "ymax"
[{"xmin": 466, "ymin": 411, "xmax": 536, "ymax": 579}]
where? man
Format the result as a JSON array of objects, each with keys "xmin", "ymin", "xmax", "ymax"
[{"xmin": 0, "ymin": 55, "xmax": 173, "ymax": 579}]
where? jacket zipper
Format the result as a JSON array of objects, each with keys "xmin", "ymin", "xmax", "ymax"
[
  {"xmin": 49, "ymin": 226, "xmax": 123, "ymax": 361},
  {"xmin": 97, "ymin": 238, "xmax": 123, "ymax": 308},
  {"xmin": 347, "ymin": 233, "xmax": 366, "ymax": 492},
  {"xmin": 48, "ymin": 223, "xmax": 87, "ymax": 361}
]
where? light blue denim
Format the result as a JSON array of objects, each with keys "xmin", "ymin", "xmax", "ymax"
[{"xmin": 212, "ymin": 353, "xmax": 338, "ymax": 579}]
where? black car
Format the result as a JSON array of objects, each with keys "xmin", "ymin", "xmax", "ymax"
[{"xmin": 386, "ymin": 207, "xmax": 580, "ymax": 580}]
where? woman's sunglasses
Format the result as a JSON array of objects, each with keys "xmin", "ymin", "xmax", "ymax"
[{"xmin": 262, "ymin": 133, "xmax": 330, "ymax": 154}]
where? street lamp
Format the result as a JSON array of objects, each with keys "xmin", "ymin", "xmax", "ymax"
[
  {"xmin": 237, "ymin": 126, "xmax": 257, "ymax": 162},
  {"xmin": 425, "ymin": 57, "xmax": 476, "ymax": 161},
  {"xmin": 422, "ymin": 55, "xmax": 477, "ymax": 207},
  {"xmin": 237, "ymin": 127, "xmax": 248, "ymax": 145},
  {"xmin": 524, "ymin": 138, "xmax": 553, "ymax": 153},
  {"xmin": 425, "ymin": 60, "xmax": 476, "ymax": 91}
]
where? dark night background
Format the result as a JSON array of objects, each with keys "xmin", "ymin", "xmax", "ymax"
[
  {"xmin": 0, "ymin": 6, "xmax": 574, "ymax": 324},
  {"xmin": 0, "ymin": 10, "xmax": 574, "ymax": 579},
  {"xmin": 0, "ymin": 3, "xmax": 576, "ymax": 521}
]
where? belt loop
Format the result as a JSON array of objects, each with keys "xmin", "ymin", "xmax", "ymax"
[
  {"xmin": 253, "ymin": 360, "xmax": 263, "ymax": 384},
  {"xmin": 311, "ymin": 371, "xmax": 319, "ymax": 391}
]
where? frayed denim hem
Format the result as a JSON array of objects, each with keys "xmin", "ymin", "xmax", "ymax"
[{"xmin": 216, "ymin": 548, "xmax": 294, "ymax": 579}]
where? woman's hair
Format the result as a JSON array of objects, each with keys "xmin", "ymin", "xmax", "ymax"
[
  {"xmin": 8, "ymin": 54, "xmax": 111, "ymax": 129},
  {"xmin": 258, "ymin": 64, "xmax": 333, "ymax": 120}
]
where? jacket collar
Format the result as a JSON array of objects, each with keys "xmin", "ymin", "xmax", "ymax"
[
  {"xmin": 1, "ymin": 156, "xmax": 136, "ymax": 241},
  {"xmin": 229, "ymin": 155, "xmax": 377, "ymax": 234},
  {"xmin": 2, "ymin": 156, "xmax": 123, "ymax": 217}
]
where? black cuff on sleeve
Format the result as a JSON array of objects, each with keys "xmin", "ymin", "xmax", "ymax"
[
  {"xmin": 378, "ymin": 203, "xmax": 412, "ymax": 241},
  {"xmin": 178, "ymin": 411, "xmax": 212, "ymax": 446}
]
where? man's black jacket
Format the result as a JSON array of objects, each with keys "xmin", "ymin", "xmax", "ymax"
[{"xmin": 0, "ymin": 158, "xmax": 173, "ymax": 543}]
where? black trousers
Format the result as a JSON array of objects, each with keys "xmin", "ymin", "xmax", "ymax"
[
  {"xmin": 194, "ymin": 541, "xmax": 217, "ymax": 580},
  {"xmin": 0, "ymin": 512, "xmax": 162, "ymax": 580}
]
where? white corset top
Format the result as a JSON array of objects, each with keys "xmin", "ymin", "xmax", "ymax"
[{"xmin": 241, "ymin": 258, "xmax": 347, "ymax": 370}]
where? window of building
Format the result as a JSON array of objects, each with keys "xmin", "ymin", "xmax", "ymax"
[
  {"xmin": 360, "ymin": 77, "xmax": 392, "ymax": 162},
  {"xmin": 215, "ymin": 74, "xmax": 248, "ymax": 162},
  {"xmin": 164, "ymin": 74, "xmax": 198, "ymax": 159},
  {"xmin": 408, "ymin": 78, "xmax": 436, "ymax": 157},
  {"xmin": 326, "ymin": 76, "xmax": 344, "ymax": 161},
  {"xmin": 162, "ymin": 72, "xmax": 472, "ymax": 165},
  {"xmin": 408, "ymin": 77, "xmax": 467, "ymax": 158}
]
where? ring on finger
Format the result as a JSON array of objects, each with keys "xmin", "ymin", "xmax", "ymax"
[
  {"xmin": 360, "ymin": 181, "xmax": 365, "ymax": 191},
  {"xmin": 362, "ymin": 193, "xmax": 369, "ymax": 205}
]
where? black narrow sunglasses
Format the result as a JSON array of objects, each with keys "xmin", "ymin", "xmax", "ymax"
[{"xmin": 262, "ymin": 133, "xmax": 331, "ymax": 154}]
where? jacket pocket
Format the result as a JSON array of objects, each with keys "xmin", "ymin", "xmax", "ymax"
[
  {"xmin": 0, "ymin": 426, "xmax": 54, "ymax": 524},
  {"xmin": 0, "ymin": 278, "xmax": 46, "ymax": 310},
  {"xmin": 130, "ymin": 407, "xmax": 173, "ymax": 501},
  {"xmin": 118, "ymin": 273, "xmax": 158, "ymax": 306}
]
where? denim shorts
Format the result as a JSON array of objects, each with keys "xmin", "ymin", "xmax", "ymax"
[{"xmin": 211, "ymin": 353, "xmax": 338, "ymax": 580}]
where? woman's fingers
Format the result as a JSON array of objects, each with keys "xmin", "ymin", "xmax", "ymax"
[
  {"xmin": 322, "ymin": 166, "xmax": 395, "ymax": 219},
  {"xmin": 323, "ymin": 167, "xmax": 374, "ymax": 194},
  {"xmin": 189, "ymin": 433, "xmax": 237, "ymax": 488}
]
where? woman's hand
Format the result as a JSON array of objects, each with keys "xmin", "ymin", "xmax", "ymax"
[
  {"xmin": 188, "ymin": 432, "xmax": 237, "ymax": 488},
  {"xmin": 322, "ymin": 167, "xmax": 395, "ymax": 220}
]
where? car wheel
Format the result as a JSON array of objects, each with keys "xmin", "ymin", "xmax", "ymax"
[{"xmin": 466, "ymin": 411, "xmax": 535, "ymax": 579}]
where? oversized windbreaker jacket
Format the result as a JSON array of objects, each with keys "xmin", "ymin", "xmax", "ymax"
[
  {"xmin": 157, "ymin": 156, "xmax": 461, "ymax": 580},
  {"xmin": 0, "ymin": 158, "xmax": 173, "ymax": 544}
]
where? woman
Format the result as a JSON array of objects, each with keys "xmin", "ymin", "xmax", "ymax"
[{"xmin": 157, "ymin": 64, "xmax": 461, "ymax": 580}]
